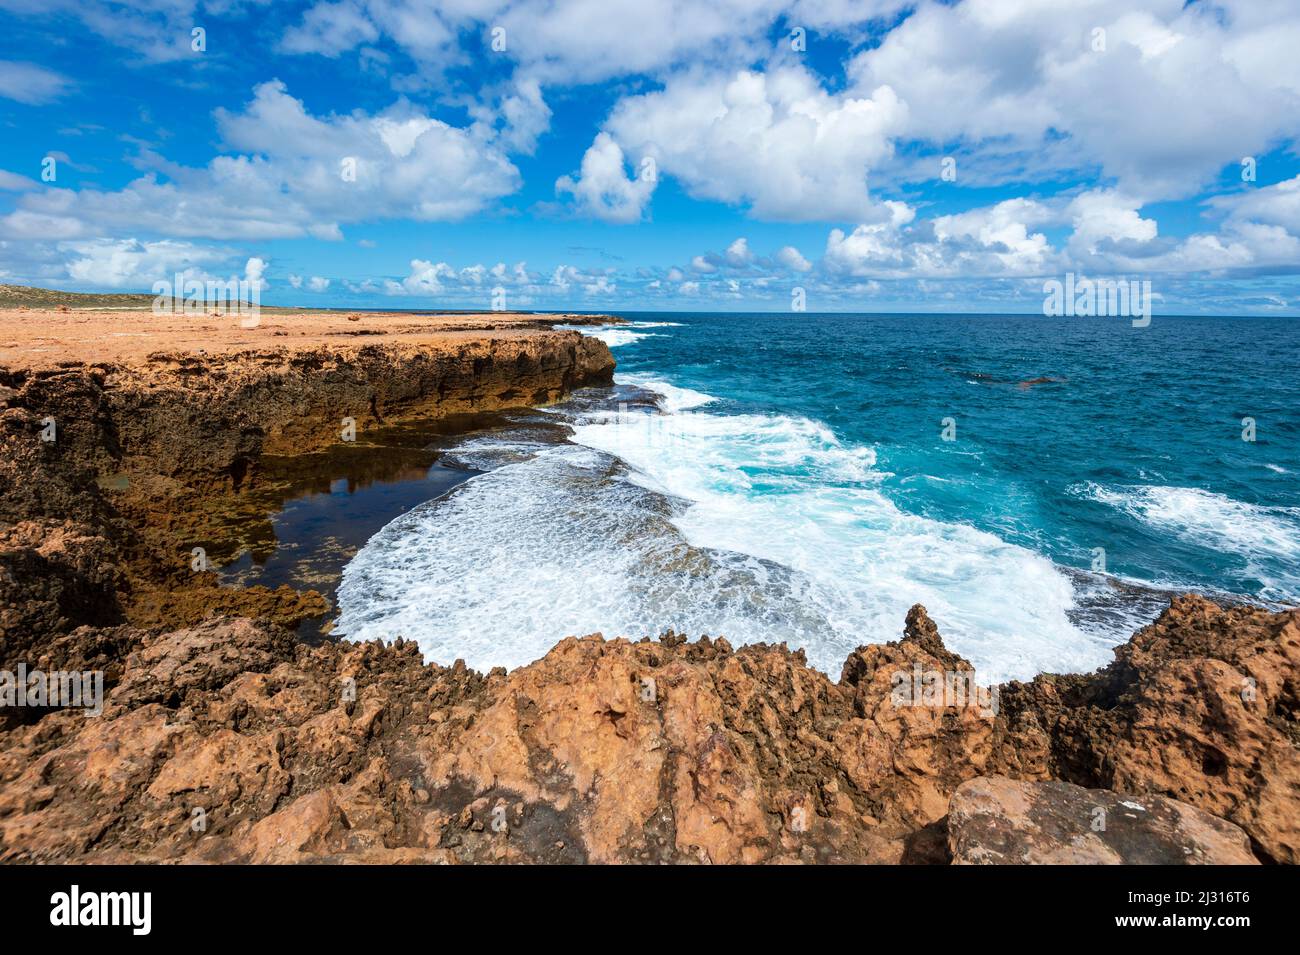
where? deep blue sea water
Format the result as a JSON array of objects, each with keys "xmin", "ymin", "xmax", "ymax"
[{"xmin": 335, "ymin": 313, "xmax": 1300, "ymax": 683}]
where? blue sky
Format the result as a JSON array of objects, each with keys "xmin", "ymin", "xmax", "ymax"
[{"xmin": 2, "ymin": 0, "xmax": 1299, "ymax": 313}]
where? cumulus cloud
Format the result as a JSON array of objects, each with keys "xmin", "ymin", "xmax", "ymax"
[
  {"xmin": 555, "ymin": 132, "xmax": 655, "ymax": 224},
  {"xmin": 775, "ymin": 245, "xmax": 812, "ymax": 272},
  {"xmin": 56, "ymin": 238, "xmax": 244, "ymax": 288},
  {"xmin": 386, "ymin": 258, "xmax": 538, "ymax": 298},
  {"xmin": 725, "ymin": 238, "xmax": 754, "ymax": 267},
  {"xmin": 0, "ymin": 81, "xmax": 521, "ymax": 242},
  {"xmin": 820, "ymin": 187, "xmax": 1300, "ymax": 282},
  {"xmin": 848, "ymin": 0, "xmax": 1300, "ymax": 199},
  {"xmin": 279, "ymin": 0, "xmax": 379, "ymax": 56},
  {"xmin": 244, "ymin": 256, "xmax": 268, "ymax": 293},
  {"xmin": 593, "ymin": 65, "xmax": 905, "ymax": 222},
  {"xmin": 1209, "ymin": 175, "xmax": 1300, "ymax": 235}
]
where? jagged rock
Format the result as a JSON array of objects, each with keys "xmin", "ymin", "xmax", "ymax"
[
  {"xmin": 947, "ymin": 776, "xmax": 1259, "ymax": 865},
  {"xmin": 992, "ymin": 595, "xmax": 1300, "ymax": 863},
  {"xmin": 1, "ymin": 596, "xmax": 1295, "ymax": 864}
]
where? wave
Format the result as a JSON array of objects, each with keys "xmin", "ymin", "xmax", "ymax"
[
  {"xmin": 569, "ymin": 388, "xmax": 1120, "ymax": 683},
  {"xmin": 556, "ymin": 321, "xmax": 673, "ymax": 348},
  {"xmin": 337, "ymin": 373, "xmax": 1129, "ymax": 684},
  {"xmin": 617, "ymin": 372, "xmax": 716, "ymax": 412},
  {"xmin": 1072, "ymin": 482, "xmax": 1300, "ymax": 601},
  {"xmin": 1073, "ymin": 482, "xmax": 1300, "ymax": 560}
]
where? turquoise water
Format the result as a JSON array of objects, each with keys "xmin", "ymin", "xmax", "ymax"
[
  {"xmin": 336, "ymin": 312, "xmax": 1300, "ymax": 683},
  {"xmin": 608, "ymin": 312, "xmax": 1300, "ymax": 603}
]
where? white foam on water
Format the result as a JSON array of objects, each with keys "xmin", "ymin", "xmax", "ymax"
[
  {"xmin": 569, "ymin": 397, "xmax": 1115, "ymax": 683},
  {"xmin": 556, "ymin": 323, "xmax": 659, "ymax": 348},
  {"xmin": 1073, "ymin": 482, "xmax": 1300, "ymax": 600},
  {"xmin": 618, "ymin": 372, "xmax": 716, "ymax": 412},
  {"xmin": 337, "ymin": 373, "xmax": 1124, "ymax": 683},
  {"xmin": 1075, "ymin": 483, "xmax": 1300, "ymax": 560},
  {"xmin": 334, "ymin": 443, "xmax": 850, "ymax": 673}
]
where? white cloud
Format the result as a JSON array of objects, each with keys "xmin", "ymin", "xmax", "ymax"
[
  {"xmin": 931, "ymin": 198, "xmax": 1056, "ymax": 275},
  {"xmin": 1064, "ymin": 190, "xmax": 1159, "ymax": 262},
  {"xmin": 57, "ymin": 238, "xmax": 239, "ymax": 289},
  {"xmin": 597, "ymin": 65, "xmax": 906, "ymax": 221},
  {"xmin": 492, "ymin": 77, "xmax": 552, "ymax": 155},
  {"xmin": 389, "ymin": 258, "xmax": 536, "ymax": 297},
  {"xmin": 276, "ymin": 1, "xmax": 917, "ymax": 84},
  {"xmin": 1209, "ymin": 175, "xmax": 1300, "ymax": 235},
  {"xmin": 775, "ymin": 245, "xmax": 812, "ymax": 272},
  {"xmin": 848, "ymin": 0, "xmax": 1300, "ymax": 199},
  {"xmin": 279, "ymin": 1, "xmax": 760, "ymax": 82},
  {"xmin": 0, "ymin": 60, "xmax": 71, "ymax": 104},
  {"xmin": 825, "ymin": 197, "xmax": 1070, "ymax": 280},
  {"xmin": 0, "ymin": 81, "xmax": 521, "ymax": 242},
  {"xmin": 725, "ymin": 237, "xmax": 754, "ymax": 267},
  {"xmin": 0, "ymin": 169, "xmax": 37, "ymax": 191},
  {"xmin": 395, "ymin": 259, "xmax": 453, "ymax": 294},
  {"xmin": 280, "ymin": 0, "xmax": 379, "ymax": 56},
  {"xmin": 555, "ymin": 132, "xmax": 655, "ymax": 224},
  {"xmin": 308, "ymin": 275, "xmax": 330, "ymax": 292},
  {"xmin": 244, "ymin": 256, "xmax": 268, "ymax": 293}
]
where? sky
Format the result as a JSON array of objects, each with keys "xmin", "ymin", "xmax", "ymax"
[{"xmin": 1, "ymin": 0, "xmax": 1299, "ymax": 314}]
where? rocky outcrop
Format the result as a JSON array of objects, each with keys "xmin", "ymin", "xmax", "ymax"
[
  {"xmin": 992, "ymin": 594, "xmax": 1300, "ymax": 863},
  {"xmin": 0, "ymin": 326, "xmax": 615, "ymax": 651},
  {"xmin": 1, "ymin": 599, "xmax": 1293, "ymax": 864},
  {"xmin": 947, "ymin": 776, "xmax": 1258, "ymax": 865}
]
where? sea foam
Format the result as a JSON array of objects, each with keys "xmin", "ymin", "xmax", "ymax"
[
  {"xmin": 336, "ymin": 372, "xmax": 1125, "ymax": 684},
  {"xmin": 1073, "ymin": 482, "xmax": 1300, "ymax": 600}
]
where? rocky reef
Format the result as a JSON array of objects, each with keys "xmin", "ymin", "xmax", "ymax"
[{"xmin": 0, "ymin": 308, "xmax": 1295, "ymax": 864}]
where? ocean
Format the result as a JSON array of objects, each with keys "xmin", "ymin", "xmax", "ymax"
[{"xmin": 332, "ymin": 312, "xmax": 1300, "ymax": 684}]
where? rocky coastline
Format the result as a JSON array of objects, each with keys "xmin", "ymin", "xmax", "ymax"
[{"xmin": 0, "ymin": 308, "xmax": 1295, "ymax": 864}]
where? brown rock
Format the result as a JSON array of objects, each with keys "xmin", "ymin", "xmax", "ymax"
[
  {"xmin": 947, "ymin": 776, "xmax": 1258, "ymax": 865},
  {"xmin": 0, "ymin": 597, "xmax": 1294, "ymax": 865},
  {"xmin": 992, "ymin": 595, "xmax": 1300, "ymax": 863}
]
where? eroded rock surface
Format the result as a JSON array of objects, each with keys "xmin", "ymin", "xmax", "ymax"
[
  {"xmin": 0, "ymin": 324, "xmax": 615, "ymax": 644},
  {"xmin": 947, "ymin": 776, "xmax": 1258, "ymax": 865},
  {"xmin": 1, "ymin": 599, "xmax": 1293, "ymax": 864},
  {"xmin": 993, "ymin": 595, "xmax": 1300, "ymax": 863}
]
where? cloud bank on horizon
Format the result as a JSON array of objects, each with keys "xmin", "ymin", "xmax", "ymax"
[{"xmin": 1, "ymin": 0, "xmax": 1299, "ymax": 313}]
